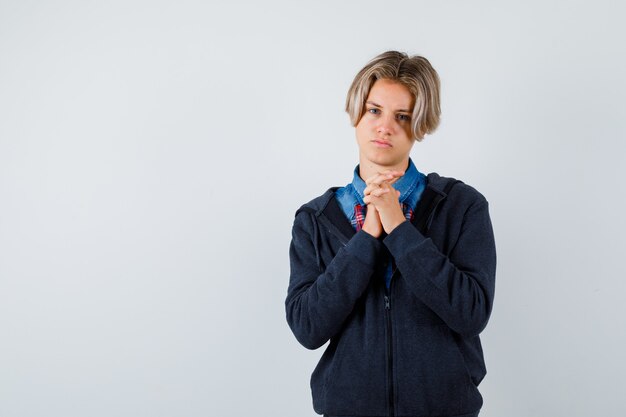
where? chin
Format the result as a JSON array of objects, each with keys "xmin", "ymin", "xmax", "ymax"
[{"xmin": 366, "ymin": 152, "xmax": 401, "ymax": 167}]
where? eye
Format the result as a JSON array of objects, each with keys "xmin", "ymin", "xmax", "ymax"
[
  {"xmin": 396, "ymin": 114, "xmax": 411, "ymax": 122},
  {"xmin": 367, "ymin": 108, "xmax": 380, "ymax": 115}
]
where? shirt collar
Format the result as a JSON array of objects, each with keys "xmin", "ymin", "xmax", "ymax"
[{"xmin": 351, "ymin": 158, "xmax": 421, "ymax": 204}]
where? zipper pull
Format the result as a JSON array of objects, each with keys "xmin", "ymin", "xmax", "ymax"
[{"xmin": 384, "ymin": 295, "xmax": 390, "ymax": 310}]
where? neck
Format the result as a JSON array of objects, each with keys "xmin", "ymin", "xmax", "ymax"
[{"xmin": 358, "ymin": 158, "xmax": 410, "ymax": 181}]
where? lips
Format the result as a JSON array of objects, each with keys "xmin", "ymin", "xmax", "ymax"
[{"xmin": 372, "ymin": 139, "xmax": 392, "ymax": 148}]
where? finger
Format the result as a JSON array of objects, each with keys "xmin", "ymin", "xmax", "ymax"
[
  {"xmin": 364, "ymin": 183, "xmax": 387, "ymax": 196},
  {"xmin": 380, "ymin": 182, "xmax": 402, "ymax": 198},
  {"xmin": 365, "ymin": 175, "xmax": 390, "ymax": 187},
  {"xmin": 364, "ymin": 184, "xmax": 376, "ymax": 196},
  {"xmin": 377, "ymin": 169, "xmax": 403, "ymax": 177},
  {"xmin": 364, "ymin": 203, "xmax": 378, "ymax": 214},
  {"xmin": 364, "ymin": 188, "xmax": 391, "ymax": 204},
  {"xmin": 379, "ymin": 170, "xmax": 404, "ymax": 180},
  {"xmin": 371, "ymin": 188, "xmax": 391, "ymax": 197},
  {"xmin": 365, "ymin": 171, "xmax": 401, "ymax": 186},
  {"xmin": 366, "ymin": 172, "xmax": 404, "ymax": 190},
  {"xmin": 378, "ymin": 182, "xmax": 397, "ymax": 191},
  {"xmin": 364, "ymin": 194, "xmax": 383, "ymax": 205}
]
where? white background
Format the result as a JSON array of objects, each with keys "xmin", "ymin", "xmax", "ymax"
[{"xmin": 1, "ymin": 1, "xmax": 625, "ymax": 416}]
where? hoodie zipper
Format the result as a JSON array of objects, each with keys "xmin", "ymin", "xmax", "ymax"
[{"xmin": 384, "ymin": 267, "xmax": 396, "ymax": 417}]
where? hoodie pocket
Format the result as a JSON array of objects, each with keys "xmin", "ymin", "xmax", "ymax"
[
  {"xmin": 315, "ymin": 324, "xmax": 388, "ymax": 416},
  {"xmin": 394, "ymin": 324, "xmax": 482, "ymax": 416}
]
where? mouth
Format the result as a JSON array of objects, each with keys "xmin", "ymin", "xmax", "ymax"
[{"xmin": 372, "ymin": 139, "xmax": 392, "ymax": 148}]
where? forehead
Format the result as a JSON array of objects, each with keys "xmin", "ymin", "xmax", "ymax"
[{"xmin": 366, "ymin": 79, "xmax": 415, "ymax": 109}]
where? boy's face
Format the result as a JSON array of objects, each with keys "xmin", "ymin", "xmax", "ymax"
[{"xmin": 355, "ymin": 78, "xmax": 416, "ymax": 170}]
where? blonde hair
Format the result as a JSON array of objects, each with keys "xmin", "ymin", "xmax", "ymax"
[{"xmin": 345, "ymin": 51, "xmax": 441, "ymax": 141}]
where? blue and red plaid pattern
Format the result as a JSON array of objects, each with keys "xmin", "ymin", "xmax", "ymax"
[{"xmin": 353, "ymin": 203, "xmax": 414, "ymax": 232}]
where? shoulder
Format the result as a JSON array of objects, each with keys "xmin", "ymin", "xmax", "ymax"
[
  {"xmin": 426, "ymin": 172, "xmax": 489, "ymax": 207},
  {"xmin": 289, "ymin": 187, "xmax": 340, "ymax": 238},
  {"xmin": 294, "ymin": 187, "xmax": 341, "ymax": 217}
]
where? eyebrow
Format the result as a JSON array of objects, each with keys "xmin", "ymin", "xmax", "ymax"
[{"xmin": 366, "ymin": 101, "xmax": 412, "ymax": 113}]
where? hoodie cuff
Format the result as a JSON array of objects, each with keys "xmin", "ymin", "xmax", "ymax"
[
  {"xmin": 383, "ymin": 220, "xmax": 427, "ymax": 257},
  {"xmin": 344, "ymin": 230, "xmax": 382, "ymax": 268}
]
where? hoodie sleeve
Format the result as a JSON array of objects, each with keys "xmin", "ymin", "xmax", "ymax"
[
  {"xmin": 285, "ymin": 210, "xmax": 381, "ymax": 350},
  {"xmin": 383, "ymin": 198, "xmax": 496, "ymax": 338}
]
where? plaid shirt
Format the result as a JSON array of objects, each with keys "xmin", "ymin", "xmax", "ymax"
[{"xmin": 353, "ymin": 203, "xmax": 414, "ymax": 232}]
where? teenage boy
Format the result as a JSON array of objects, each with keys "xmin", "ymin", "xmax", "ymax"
[{"xmin": 286, "ymin": 51, "xmax": 497, "ymax": 417}]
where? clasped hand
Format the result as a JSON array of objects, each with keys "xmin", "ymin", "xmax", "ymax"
[{"xmin": 361, "ymin": 170, "xmax": 408, "ymax": 238}]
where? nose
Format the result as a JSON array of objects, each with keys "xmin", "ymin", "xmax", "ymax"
[{"xmin": 376, "ymin": 114, "xmax": 396, "ymax": 136}]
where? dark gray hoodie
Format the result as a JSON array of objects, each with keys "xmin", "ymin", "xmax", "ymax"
[{"xmin": 286, "ymin": 173, "xmax": 497, "ymax": 417}]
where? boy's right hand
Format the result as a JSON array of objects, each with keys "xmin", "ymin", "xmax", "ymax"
[{"xmin": 362, "ymin": 204, "xmax": 383, "ymax": 238}]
